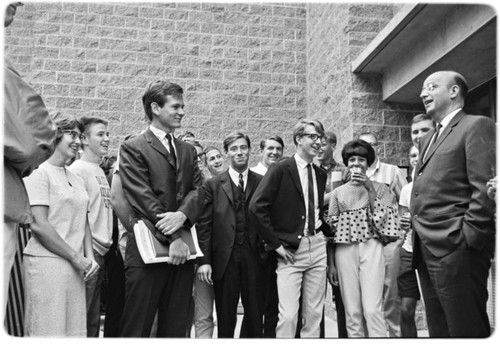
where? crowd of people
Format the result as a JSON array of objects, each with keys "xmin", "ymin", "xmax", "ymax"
[{"xmin": 3, "ymin": 2, "xmax": 497, "ymax": 339}]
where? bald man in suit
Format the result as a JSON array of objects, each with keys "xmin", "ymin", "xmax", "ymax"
[{"xmin": 411, "ymin": 71, "xmax": 495, "ymax": 337}]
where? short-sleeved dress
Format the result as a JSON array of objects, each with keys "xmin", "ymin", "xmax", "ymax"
[{"xmin": 23, "ymin": 162, "xmax": 89, "ymax": 337}]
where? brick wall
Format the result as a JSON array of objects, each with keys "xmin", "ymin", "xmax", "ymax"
[
  {"xmin": 4, "ymin": 2, "xmax": 308, "ymax": 166},
  {"xmin": 306, "ymin": 2, "xmax": 421, "ymax": 167}
]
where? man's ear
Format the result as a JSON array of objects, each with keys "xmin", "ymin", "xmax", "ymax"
[
  {"xmin": 150, "ymin": 102, "xmax": 160, "ymax": 116},
  {"xmin": 449, "ymin": 84, "xmax": 460, "ymax": 99}
]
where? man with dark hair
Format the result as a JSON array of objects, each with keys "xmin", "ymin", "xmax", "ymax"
[
  {"xmin": 250, "ymin": 119, "xmax": 331, "ymax": 338},
  {"xmin": 251, "ymin": 136, "xmax": 284, "ymax": 176},
  {"xmin": 68, "ymin": 116, "xmax": 112, "ymax": 337},
  {"xmin": 197, "ymin": 132, "xmax": 264, "ymax": 337},
  {"xmin": 118, "ymin": 80, "xmax": 203, "ymax": 337},
  {"xmin": 248, "ymin": 135, "xmax": 284, "ymax": 337},
  {"xmin": 411, "ymin": 70, "xmax": 495, "ymax": 337},
  {"xmin": 358, "ymin": 132, "xmax": 407, "ymax": 337}
]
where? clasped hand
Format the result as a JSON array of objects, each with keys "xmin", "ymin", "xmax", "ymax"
[{"xmin": 156, "ymin": 211, "xmax": 187, "ymax": 236}]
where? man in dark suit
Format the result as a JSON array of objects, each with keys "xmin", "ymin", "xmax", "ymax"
[
  {"xmin": 411, "ymin": 71, "xmax": 496, "ymax": 337},
  {"xmin": 118, "ymin": 80, "xmax": 203, "ymax": 337},
  {"xmin": 249, "ymin": 119, "xmax": 331, "ymax": 338},
  {"xmin": 197, "ymin": 132, "xmax": 263, "ymax": 338}
]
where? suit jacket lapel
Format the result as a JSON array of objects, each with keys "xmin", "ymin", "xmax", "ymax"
[
  {"xmin": 144, "ymin": 129, "xmax": 177, "ymax": 169},
  {"xmin": 288, "ymin": 158, "xmax": 305, "ymax": 198},
  {"xmin": 422, "ymin": 111, "xmax": 465, "ymax": 165},
  {"xmin": 220, "ymin": 171, "xmax": 235, "ymax": 207},
  {"xmin": 245, "ymin": 171, "xmax": 258, "ymax": 201}
]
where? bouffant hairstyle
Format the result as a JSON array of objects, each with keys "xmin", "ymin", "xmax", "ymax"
[{"xmin": 341, "ymin": 139, "xmax": 376, "ymax": 166}]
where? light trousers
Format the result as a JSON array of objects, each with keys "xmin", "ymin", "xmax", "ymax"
[
  {"xmin": 276, "ymin": 233, "xmax": 326, "ymax": 338},
  {"xmin": 335, "ymin": 239, "xmax": 386, "ymax": 337},
  {"xmin": 382, "ymin": 238, "xmax": 403, "ymax": 337},
  {"xmin": 193, "ymin": 276, "xmax": 215, "ymax": 338}
]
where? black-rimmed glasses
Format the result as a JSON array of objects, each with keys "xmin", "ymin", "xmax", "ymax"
[{"xmin": 62, "ymin": 130, "xmax": 84, "ymax": 140}]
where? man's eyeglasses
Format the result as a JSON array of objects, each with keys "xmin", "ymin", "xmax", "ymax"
[
  {"xmin": 62, "ymin": 130, "xmax": 84, "ymax": 140},
  {"xmin": 421, "ymin": 83, "xmax": 452, "ymax": 92},
  {"xmin": 301, "ymin": 133, "xmax": 323, "ymax": 142}
]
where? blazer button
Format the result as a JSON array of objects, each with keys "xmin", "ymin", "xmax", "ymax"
[
  {"xmin": 301, "ymin": 216, "xmax": 305, "ymax": 220},
  {"xmin": 177, "ymin": 193, "xmax": 182, "ymax": 198},
  {"xmin": 418, "ymin": 172, "xmax": 423, "ymax": 176},
  {"xmin": 298, "ymin": 235, "xmax": 302, "ymax": 239},
  {"xmin": 414, "ymin": 192, "xmax": 418, "ymax": 197}
]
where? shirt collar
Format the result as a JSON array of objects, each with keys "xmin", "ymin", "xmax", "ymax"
[
  {"xmin": 228, "ymin": 166, "xmax": 248, "ymax": 180},
  {"xmin": 149, "ymin": 125, "xmax": 173, "ymax": 141},
  {"xmin": 366, "ymin": 156, "xmax": 380, "ymax": 176},
  {"xmin": 438, "ymin": 108, "xmax": 461, "ymax": 131},
  {"xmin": 294, "ymin": 153, "xmax": 310, "ymax": 169}
]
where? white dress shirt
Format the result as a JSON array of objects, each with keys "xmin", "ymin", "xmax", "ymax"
[{"xmin": 294, "ymin": 154, "xmax": 321, "ymax": 234}]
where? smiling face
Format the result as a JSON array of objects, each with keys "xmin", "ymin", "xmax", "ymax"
[
  {"xmin": 411, "ymin": 119, "xmax": 434, "ymax": 147},
  {"xmin": 57, "ymin": 127, "xmax": 82, "ymax": 161},
  {"xmin": 151, "ymin": 95, "xmax": 185, "ymax": 133},
  {"xmin": 226, "ymin": 138, "xmax": 249, "ymax": 172},
  {"xmin": 420, "ymin": 71, "xmax": 459, "ymax": 122},
  {"xmin": 82, "ymin": 122, "xmax": 109, "ymax": 158},
  {"xmin": 205, "ymin": 148, "xmax": 225, "ymax": 176},
  {"xmin": 296, "ymin": 124, "xmax": 322, "ymax": 162},
  {"xmin": 261, "ymin": 139, "xmax": 283, "ymax": 168},
  {"xmin": 347, "ymin": 155, "xmax": 368, "ymax": 175}
]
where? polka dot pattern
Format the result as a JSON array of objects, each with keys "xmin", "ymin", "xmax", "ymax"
[{"xmin": 327, "ymin": 181, "xmax": 402, "ymax": 244}]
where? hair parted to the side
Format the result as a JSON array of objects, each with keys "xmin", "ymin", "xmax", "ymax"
[
  {"xmin": 223, "ymin": 132, "xmax": 251, "ymax": 152},
  {"xmin": 79, "ymin": 116, "xmax": 109, "ymax": 134},
  {"xmin": 142, "ymin": 80, "xmax": 184, "ymax": 122},
  {"xmin": 259, "ymin": 135, "xmax": 284, "ymax": 150},
  {"xmin": 292, "ymin": 118, "xmax": 325, "ymax": 145},
  {"xmin": 411, "ymin": 113, "xmax": 433, "ymax": 125}
]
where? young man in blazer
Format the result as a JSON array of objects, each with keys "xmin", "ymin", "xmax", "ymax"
[
  {"xmin": 249, "ymin": 119, "xmax": 331, "ymax": 338},
  {"xmin": 411, "ymin": 70, "xmax": 495, "ymax": 337},
  {"xmin": 197, "ymin": 132, "xmax": 264, "ymax": 338},
  {"xmin": 118, "ymin": 80, "xmax": 203, "ymax": 337}
]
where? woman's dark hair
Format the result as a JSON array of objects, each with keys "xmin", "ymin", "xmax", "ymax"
[{"xmin": 341, "ymin": 139, "xmax": 376, "ymax": 166}]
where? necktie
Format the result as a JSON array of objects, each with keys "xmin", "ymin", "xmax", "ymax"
[
  {"xmin": 432, "ymin": 123, "xmax": 442, "ymax": 144},
  {"xmin": 238, "ymin": 173, "xmax": 244, "ymax": 192},
  {"xmin": 306, "ymin": 164, "xmax": 315, "ymax": 235},
  {"xmin": 166, "ymin": 134, "xmax": 177, "ymax": 169}
]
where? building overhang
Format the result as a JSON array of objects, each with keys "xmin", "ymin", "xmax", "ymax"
[{"xmin": 352, "ymin": 3, "xmax": 496, "ymax": 105}]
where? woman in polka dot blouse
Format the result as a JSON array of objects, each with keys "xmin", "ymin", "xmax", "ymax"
[{"xmin": 326, "ymin": 139, "xmax": 401, "ymax": 338}]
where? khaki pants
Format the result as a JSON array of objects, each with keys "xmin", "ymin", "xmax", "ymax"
[{"xmin": 276, "ymin": 233, "xmax": 326, "ymax": 338}]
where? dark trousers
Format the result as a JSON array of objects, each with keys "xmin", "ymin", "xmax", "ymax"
[
  {"xmin": 102, "ymin": 249, "xmax": 125, "ymax": 337},
  {"xmin": 333, "ymin": 284, "xmax": 348, "ymax": 338},
  {"xmin": 213, "ymin": 243, "xmax": 263, "ymax": 338},
  {"xmin": 415, "ymin": 234, "xmax": 491, "ymax": 337},
  {"xmin": 118, "ymin": 261, "xmax": 194, "ymax": 337},
  {"xmin": 262, "ymin": 256, "xmax": 279, "ymax": 337}
]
